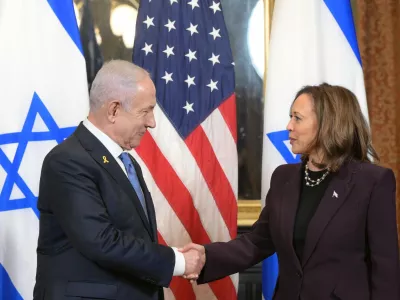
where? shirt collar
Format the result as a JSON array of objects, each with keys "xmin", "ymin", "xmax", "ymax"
[{"xmin": 82, "ymin": 119, "xmax": 124, "ymax": 160}]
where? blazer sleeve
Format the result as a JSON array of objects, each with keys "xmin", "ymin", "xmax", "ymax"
[
  {"xmin": 367, "ymin": 168, "xmax": 400, "ymax": 300},
  {"xmin": 197, "ymin": 169, "xmax": 280, "ymax": 284},
  {"xmin": 42, "ymin": 152, "xmax": 175, "ymax": 287}
]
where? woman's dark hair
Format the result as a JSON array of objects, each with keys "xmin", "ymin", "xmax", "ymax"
[{"xmin": 293, "ymin": 83, "xmax": 379, "ymax": 171}]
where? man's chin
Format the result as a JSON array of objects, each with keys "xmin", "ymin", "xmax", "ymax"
[{"xmin": 130, "ymin": 139, "xmax": 142, "ymax": 149}]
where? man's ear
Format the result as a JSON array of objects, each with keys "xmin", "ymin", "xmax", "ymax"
[{"xmin": 107, "ymin": 100, "xmax": 120, "ymax": 123}]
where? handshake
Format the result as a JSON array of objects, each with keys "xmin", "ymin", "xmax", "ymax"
[{"xmin": 178, "ymin": 243, "xmax": 206, "ymax": 281}]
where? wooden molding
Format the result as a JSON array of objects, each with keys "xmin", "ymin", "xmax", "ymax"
[{"xmin": 237, "ymin": 200, "xmax": 262, "ymax": 226}]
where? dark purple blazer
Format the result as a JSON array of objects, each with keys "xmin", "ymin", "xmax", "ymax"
[{"xmin": 198, "ymin": 161, "xmax": 400, "ymax": 300}]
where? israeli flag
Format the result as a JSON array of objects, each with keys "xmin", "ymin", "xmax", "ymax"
[
  {"xmin": 0, "ymin": 0, "xmax": 88, "ymax": 298},
  {"xmin": 261, "ymin": 0, "xmax": 368, "ymax": 299}
]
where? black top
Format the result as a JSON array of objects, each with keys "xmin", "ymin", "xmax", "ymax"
[{"xmin": 293, "ymin": 164, "xmax": 333, "ymax": 262}]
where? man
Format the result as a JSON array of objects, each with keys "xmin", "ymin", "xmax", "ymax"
[{"xmin": 34, "ymin": 60, "xmax": 204, "ymax": 300}]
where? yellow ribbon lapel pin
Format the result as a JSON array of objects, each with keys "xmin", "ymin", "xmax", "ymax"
[{"xmin": 102, "ymin": 156, "xmax": 109, "ymax": 164}]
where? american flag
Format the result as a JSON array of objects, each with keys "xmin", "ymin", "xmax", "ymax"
[{"xmin": 131, "ymin": 0, "xmax": 238, "ymax": 299}]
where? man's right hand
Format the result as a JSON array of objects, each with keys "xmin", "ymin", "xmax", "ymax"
[{"xmin": 180, "ymin": 243, "xmax": 206, "ymax": 280}]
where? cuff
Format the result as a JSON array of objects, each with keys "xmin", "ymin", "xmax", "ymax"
[{"xmin": 172, "ymin": 247, "xmax": 185, "ymax": 276}]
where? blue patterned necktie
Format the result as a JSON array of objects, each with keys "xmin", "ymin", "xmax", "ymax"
[{"xmin": 119, "ymin": 152, "xmax": 148, "ymax": 220}]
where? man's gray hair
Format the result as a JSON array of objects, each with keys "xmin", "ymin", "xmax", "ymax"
[{"xmin": 89, "ymin": 60, "xmax": 149, "ymax": 112}]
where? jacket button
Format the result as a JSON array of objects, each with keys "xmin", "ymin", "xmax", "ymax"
[{"xmin": 296, "ymin": 271, "xmax": 302, "ymax": 278}]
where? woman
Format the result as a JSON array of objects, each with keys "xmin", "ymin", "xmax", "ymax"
[{"xmin": 183, "ymin": 83, "xmax": 400, "ymax": 299}]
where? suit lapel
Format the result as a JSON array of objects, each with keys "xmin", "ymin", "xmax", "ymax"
[
  {"xmin": 74, "ymin": 124, "xmax": 153, "ymax": 238},
  {"xmin": 301, "ymin": 161, "xmax": 359, "ymax": 266},
  {"xmin": 280, "ymin": 163, "xmax": 303, "ymax": 271}
]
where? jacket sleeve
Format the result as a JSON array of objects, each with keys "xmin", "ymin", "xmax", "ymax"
[
  {"xmin": 42, "ymin": 152, "xmax": 175, "ymax": 287},
  {"xmin": 197, "ymin": 169, "xmax": 279, "ymax": 284},
  {"xmin": 367, "ymin": 168, "xmax": 400, "ymax": 300}
]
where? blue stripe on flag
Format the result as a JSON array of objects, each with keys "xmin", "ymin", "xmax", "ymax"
[
  {"xmin": 262, "ymin": 254, "xmax": 279, "ymax": 300},
  {"xmin": 46, "ymin": 0, "xmax": 83, "ymax": 54},
  {"xmin": 0, "ymin": 264, "xmax": 23, "ymax": 300},
  {"xmin": 323, "ymin": 0, "xmax": 362, "ymax": 65}
]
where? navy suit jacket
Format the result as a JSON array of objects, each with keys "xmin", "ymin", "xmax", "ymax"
[
  {"xmin": 199, "ymin": 161, "xmax": 400, "ymax": 300},
  {"xmin": 34, "ymin": 124, "xmax": 175, "ymax": 300}
]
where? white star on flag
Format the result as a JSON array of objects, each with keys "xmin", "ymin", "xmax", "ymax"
[
  {"xmin": 184, "ymin": 75, "xmax": 196, "ymax": 87},
  {"xmin": 208, "ymin": 53, "xmax": 220, "ymax": 66},
  {"xmin": 183, "ymin": 101, "xmax": 194, "ymax": 114},
  {"xmin": 141, "ymin": 43, "xmax": 153, "ymax": 55},
  {"xmin": 185, "ymin": 49, "xmax": 197, "ymax": 62},
  {"xmin": 162, "ymin": 71, "xmax": 174, "ymax": 84},
  {"xmin": 207, "ymin": 79, "xmax": 218, "ymax": 92},
  {"xmin": 163, "ymin": 45, "xmax": 175, "ymax": 58},
  {"xmin": 186, "ymin": 23, "xmax": 199, "ymax": 36},
  {"xmin": 209, "ymin": 27, "xmax": 221, "ymax": 40},
  {"xmin": 187, "ymin": 0, "xmax": 199, "ymax": 10},
  {"xmin": 170, "ymin": 0, "xmax": 178, "ymax": 5},
  {"xmin": 165, "ymin": 19, "xmax": 176, "ymax": 32},
  {"xmin": 209, "ymin": 1, "xmax": 221, "ymax": 14},
  {"xmin": 143, "ymin": 15, "xmax": 155, "ymax": 29}
]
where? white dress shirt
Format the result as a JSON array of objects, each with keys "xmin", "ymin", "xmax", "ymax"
[{"xmin": 83, "ymin": 119, "xmax": 185, "ymax": 276}]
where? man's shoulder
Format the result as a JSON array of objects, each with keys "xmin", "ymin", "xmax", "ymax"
[{"xmin": 43, "ymin": 134, "xmax": 86, "ymax": 168}]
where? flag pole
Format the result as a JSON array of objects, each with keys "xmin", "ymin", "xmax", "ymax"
[{"xmin": 263, "ymin": 0, "xmax": 274, "ymax": 103}]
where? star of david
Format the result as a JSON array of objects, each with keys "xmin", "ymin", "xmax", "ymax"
[
  {"xmin": 267, "ymin": 130, "xmax": 301, "ymax": 164},
  {"xmin": 0, "ymin": 93, "xmax": 76, "ymax": 218}
]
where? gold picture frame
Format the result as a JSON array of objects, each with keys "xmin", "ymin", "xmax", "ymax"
[
  {"xmin": 237, "ymin": 0, "xmax": 274, "ymax": 227},
  {"xmin": 237, "ymin": 200, "xmax": 262, "ymax": 226}
]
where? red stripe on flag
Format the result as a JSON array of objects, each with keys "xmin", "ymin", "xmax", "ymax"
[
  {"xmin": 136, "ymin": 133, "xmax": 209, "ymax": 243},
  {"xmin": 158, "ymin": 233, "xmax": 196, "ymax": 300},
  {"xmin": 210, "ymin": 278, "xmax": 237, "ymax": 300},
  {"xmin": 218, "ymin": 94, "xmax": 237, "ymax": 143},
  {"xmin": 185, "ymin": 127, "xmax": 238, "ymax": 239},
  {"xmin": 136, "ymin": 133, "xmax": 235, "ymax": 299}
]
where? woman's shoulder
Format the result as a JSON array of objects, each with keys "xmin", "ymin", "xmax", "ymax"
[
  {"xmin": 273, "ymin": 163, "xmax": 302, "ymax": 177},
  {"xmin": 355, "ymin": 160, "xmax": 392, "ymax": 173},
  {"xmin": 275, "ymin": 162, "xmax": 301, "ymax": 171},
  {"xmin": 349, "ymin": 160, "xmax": 395, "ymax": 182}
]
